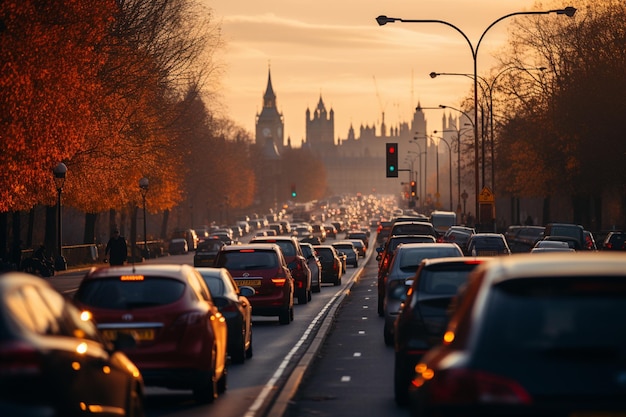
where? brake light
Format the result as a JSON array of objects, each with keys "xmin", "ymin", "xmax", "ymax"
[
  {"xmin": 174, "ymin": 311, "xmax": 204, "ymax": 326},
  {"xmin": 417, "ymin": 368, "xmax": 532, "ymax": 405},
  {"xmin": 271, "ymin": 278, "xmax": 287, "ymax": 286},
  {"xmin": 0, "ymin": 341, "xmax": 42, "ymax": 376}
]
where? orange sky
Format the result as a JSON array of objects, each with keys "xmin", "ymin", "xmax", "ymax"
[{"xmin": 206, "ymin": 0, "xmax": 569, "ymax": 145}]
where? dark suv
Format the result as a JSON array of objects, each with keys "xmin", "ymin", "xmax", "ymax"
[
  {"xmin": 214, "ymin": 244, "xmax": 294, "ymax": 324},
  {"xmin": 249, "ymin": 236, "xmax": 312, "ymax": 305}
]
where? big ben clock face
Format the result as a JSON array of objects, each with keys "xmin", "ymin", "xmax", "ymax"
[{"xmin": 263, "ymin": 127, "xmax": 271, "ymax": 137}]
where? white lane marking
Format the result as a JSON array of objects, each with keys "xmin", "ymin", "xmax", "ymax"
[
  {"xmin": 244, "ymin": 289, "xmax": 343, "ymax": 417},
  {"xmin": 341, "ymin": 376, "xmax": 351, "ymax": 382},
  {"xmin": 358, "ymin": 330, "xmax": 365, "ymax": 334},
  {"xmin": 353, "ymin": 352, "xmax": 361, "ymax": 357}
]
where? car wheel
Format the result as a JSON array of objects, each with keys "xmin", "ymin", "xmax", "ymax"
[
  {"xmin": 230, "ymin": 330, "xmax": 246, "ymax": 364},
  {"xmin": 307, "ymin": 289, "xmax": 312, "ymax": 301},
  {"xmin": 290, "ymin": 306, "xmax": 294, "ymax": 321},
  {"xmin": 298, "ymin": 290, "xmax": 308, "ymax": 305},
  {"xmin": 192, "ymin": 370, "xmax": 217, "ymax": 403},
  {"xmin": 383, "ymin": 323, "xmax": 394, "ymax": 346},
  {"xmin": 246, "ymin": 332, "xmax": 253, "ymax": 359},
  {"xmin": 127, "ymin": 388, "xmax": 144, "ymax": 417},
  {"xmin": 217, "ymin": 366, "xmax": 227, "ymax": 394},
  {"xmin": 279, "ymin": 307, "xmax": 291, "ymax": 325},
  {"xmin": 394, "ymin": 352, "xmax": 410, "ymax": 406},
  {"xmin": 313, "ymin": 283, "xmax": 321, "ymax": 293},
  {"xmin": 353, "ymin": 261, "xmax": 358, "ymax": 267}
]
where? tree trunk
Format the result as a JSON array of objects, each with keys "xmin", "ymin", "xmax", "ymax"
[
  {"xmin": 27, "ymin": 208, "xmax": 35, "ymax": 248},
  {"xmin": 161, "ymin": 209, "xmax": 169, "ymax": 239},
  {"xmin": 84, "ymin": 212, "xmax": 98, "ymax": 244},
  {"xmin": 542, "ymin": 196, "xmax": 551, "ymax": 225}
]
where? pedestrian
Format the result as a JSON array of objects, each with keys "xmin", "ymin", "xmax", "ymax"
[{"xmin": 105, "ymin": 228, "xmax": 128, "ymax": 266}]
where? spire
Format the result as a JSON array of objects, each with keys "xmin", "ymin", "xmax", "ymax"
[{"xmin": 263, "ymin": 67, "xmax": 276, "ymax": 108}]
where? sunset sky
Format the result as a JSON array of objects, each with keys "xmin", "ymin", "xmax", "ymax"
[{"xmin": 205, "ymin": 0, "xmax": 569, "ymax": 145}]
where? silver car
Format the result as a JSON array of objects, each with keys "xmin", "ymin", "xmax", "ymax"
[{"xmin": 383, "ymin": 242, "xmax": 464, "ymax": 346}]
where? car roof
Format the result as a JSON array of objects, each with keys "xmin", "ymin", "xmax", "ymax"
[
  {"xmin": 421, "ymin": 256, "xmax": 491, "ymax": 268},
  {"xmin": 83, "ymin": 263, "xmax": 197, "ymax": 280},
  {"xmin": 220, "ymin": 243, "xmax": 279, "ymax": 252},
  {"xmin": 474, "ymin": 252, "xmax": 626, "ymax": 285}
]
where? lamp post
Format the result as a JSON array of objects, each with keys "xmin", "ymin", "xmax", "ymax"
[
  {"xmin": 139, "ymin": 177, "xmax": 149, "ymax": 259},
  {"xmin": 408, "ymin": 148, "xmax": 425, "ymax": 210},
  {"xmin": 376, "ymin": 6, "xmax": 576, "ymax": 228},
  {"xmin": 53, "ymin": 162, "xmax": 67, "ymax": 271},
  {"xmin": 431, "ymin": 135, "xmax": 453, "ymax": 211},
  {"xmin": 431, "ymin": 66, "xmax": 546, "ymax": 194}
]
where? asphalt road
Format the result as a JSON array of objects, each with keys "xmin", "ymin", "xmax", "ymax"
[{"xmin": 284, "ymin": 252, "xmax": 410, "ymax": 417}]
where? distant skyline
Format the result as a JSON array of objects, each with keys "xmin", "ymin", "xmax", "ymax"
[{"xmin": 205, "ymin": 0, "xmax": 565, "ymax": 145}]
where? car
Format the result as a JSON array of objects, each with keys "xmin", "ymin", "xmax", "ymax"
[
  {"xmin": 249, "ymin": 236, "xmax": 312, "ymax": 305},
  {"xmin": 393, "ymin": 257, "xmax": 490, "ymax": 405},
  {"xmin": 601, "ymin": 231, "xmax": 626, "ymax": 251},
  {"xmin": 268, "ymin": 223, "xmax": 284, "ymax": 235},
  {"xmin": 543, "ymin": 222, "xmax": 585, "ymax": 250},
  {"xmin": 376, "ymin": 234, "xmax": 438, "ymax": 316},
  {"xmin": 167, "ymin": 237, "xmax": 188, "ymax": 255},
  {"xmin": 440, "ymin": 225, "xmax": 475, "ymax": 250},
  {"xmin": 387, "ymin": 221, "xmax": 438, "ymax": 244},
  {"xmin": 408, "ymin": 253, "xmax": 626, "ymax": 417},
  {"xmin": 73, "ymin": 264, "xmax": 228, "ymax": 403},
  {"xmin": 530, "ymin": 239, "xmax": 576, "ymax": 252},
  {"xmin": 465, "ymin": 233, "xmax": 512, "ymax": 256},
  {"xmin": 210, "ymin": 232, "xmax": 237, "ymax": 245},
  {"xmin": 0, "ymin": 271, "xmax": 145, "ymax": 416},
  {"xmin": 376, "ymin": 220, "xmax": 394, "ymax": 245},
  {"xmin": 346, "ymin": 238, "xmax": 367, "ymax": 257},
  {"xmin": 171, "ymin": 228, "xmax": 199, "ymax": 251},
  {"xmin": 193, "ymin": 238, "xmax": 225, "ymax": 266},
  {"xmin": 293, "ymin": 225, "xmax": 313, "ymax": 238},
  {"xmin": 301, "ymin": 242, "xmax": 322, "ymax": 293},
  {"xmin": 196, "ymin": 267, "xmax": 254, "ymax": 364},
  {"xmin": 383, "ymin": 243, "xmax": 464, "ymax": 346},
  {"xmin": 311, "ymin": 224, "xmax": 327, "ymax": 242},
  {"xmin": 323, "ymin": 224, "xmax": 338, "ymax": 239},
  {"xmin": 332, "ymin": 241, "xmax": 359, "ymax": 267},
  {"xmin": 503, "ymin": 225, "xmax": 545, "ymax": 253},
  {"xmin": 213, "ymin": 244, "xmax": 294, "ymax": 325},
  {"xmin": 346, "ymin": 231, "xmax": 369, "ymax": 249},
  {"xmin": 429, "ymin": 210, "xmax": 457, "ymax": 238},
  {"xmin": 313, "ymin": 245, "xmax": 343, "ymax": 286},
  {"xmin": 583, "ymin": 230, "xmax": 597, "ymax": 251}
]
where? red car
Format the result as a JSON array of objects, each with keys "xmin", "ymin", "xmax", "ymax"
[
  {"xmin": 73, "ymin": 264, "xmax": 228, "ymax": 403},
  {"xmin": 213, "ymin": 244, "xmax": 295, "ymax": 324},
  {"xmin": 249, "ymin": 236, "xmax": 312, "ymax": 305}
]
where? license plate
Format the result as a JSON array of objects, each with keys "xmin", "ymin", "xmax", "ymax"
[
  {"xmin": 102, "ymin": 328, "xmax": 155, "ymax": 341},
  {"xmin": 236, "ymin": 279, "xmax": 262, "ymax": 287}
]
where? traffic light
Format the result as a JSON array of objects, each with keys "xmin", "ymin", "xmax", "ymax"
[
  {"xmin": 290, "ymin": 183, "xmax": 297, "ymax": 198},
  {"xmin": 410, "ymin": 180, "xmax": 417, "ymax": 197},
  {"xmin": 386, "ymin": 143, "xmax": 398, "ymax": 177}
]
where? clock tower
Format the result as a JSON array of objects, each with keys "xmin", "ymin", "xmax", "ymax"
[{"xmin": 255, "ymin": 68, "xmax": 284, "ymax": 149}]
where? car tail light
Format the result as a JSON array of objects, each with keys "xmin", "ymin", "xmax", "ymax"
[
  {"xmin": 0, "ymin": 341, "xmax": 42, "ymax": 376},
  {"xmin": 271, "ymin": 278, "xmax": 287, "ymax": 286},
  {"xmin": 417, "ymin": 368, "xmax": 532, "ymax": 405},
  {"xmin": 173, "ymin": 311, "xmax": 205, "ymax": 326}
]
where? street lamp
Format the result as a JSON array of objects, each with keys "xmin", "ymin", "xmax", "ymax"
[
  {"xmin": 434, "ymin": 126, "xmax": 472, "ymax": 214},
  {"xmin": 139, "ymin": 177, "xmax": 149, "ymax": 259},
  {"xmin": 431, "ymin": 66, "xmax": 546, "ymax": 194},
  {"xmin": 376, "ymin": 6, "xmax": 576, "ymax": 228},
  {"xmin": 53, "ymin": 162, "xmax": 67, "ymax": 271},
  {"xmin": 431, "ymin": 135, "xmax": 453, "ymax": 211}
]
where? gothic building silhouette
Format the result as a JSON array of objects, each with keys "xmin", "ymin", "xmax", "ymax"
[{"xmin": 254, "ymin": 69, "xmax": 460, "ymax": 210}]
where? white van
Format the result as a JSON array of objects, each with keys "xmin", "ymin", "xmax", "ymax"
[{"xmin": 429, "ymin": 210, "xmax": 457, "ymax": 237}]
